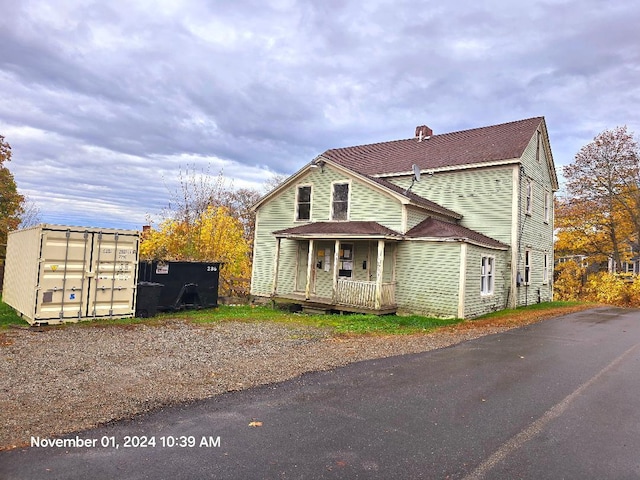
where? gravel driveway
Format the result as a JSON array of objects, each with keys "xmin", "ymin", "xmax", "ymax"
[{"xmin": 0, "ymin": 318, "xmax": 522, "ymax": 450}]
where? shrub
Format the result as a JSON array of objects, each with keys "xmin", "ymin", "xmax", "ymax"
[{"xmin": 553, "ymin": 261, "xmax": 586, "ymax": 301}]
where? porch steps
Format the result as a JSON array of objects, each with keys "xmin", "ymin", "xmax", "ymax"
[{"xmin": 301, "ymin": 303, "xmax": 333, "ymax": 315}]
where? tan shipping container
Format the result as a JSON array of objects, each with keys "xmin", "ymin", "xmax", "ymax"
[{"xmin": 2, "ymin": 224, "xmax": 140, "ymax": 325}]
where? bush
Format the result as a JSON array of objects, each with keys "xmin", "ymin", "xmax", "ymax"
[
  {"xmin": 554, "ymin": 261, "xmax": 586, "ymax": 301},
  {"xmin": 555, "ymin": 262, "xmax": 640, "ymax": 307},
  {"xmin": 583, "ymin": 272, "xmax": 629, "ymax": 305}
]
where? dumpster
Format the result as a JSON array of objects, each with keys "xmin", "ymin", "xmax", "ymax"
[
  {"xmin": 2, "ymin": 224, "xmax": 140, "ymax": 325},
  {"xmin": 137, "ymin": 261, "xmax": 220, "ymax": 311},
  {"xmin": 135, "ymin": 282, "xmax": 164, "ymax": 318}
]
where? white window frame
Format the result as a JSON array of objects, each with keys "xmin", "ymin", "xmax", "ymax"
[
  {"xmin": 524, "ymin": 250, "xmax": 532, "ymax": 285},
  {"xmin": 481, "ymin": 256, "xmax": 495, "ymax": 296},
  {"xmin": 338, "ymin": 242, "xmax": 354, "ymax": 278},
  {"xmin": 543, "ymin": 253, "xmax": 549, "ymax": 284},
  {"xmin": 525, "ymin": 179, "xmax": 533, "ymax": 215},
  {"xmin": 544, "ymin": 190, "xmax": 551, "ymax": 223},
  {"xmin": 331, "ymin": 181, "xmax": 351, "ymax": 221},
  {"xmin": 295, "ymin": 184, "xmax": 313, "ymax": 222}
]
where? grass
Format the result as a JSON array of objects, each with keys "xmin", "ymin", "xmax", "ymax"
[
  {"xmin": 0, "ymin": 297, "xmax": 30, "ymax": 329},
  {"xmin": 0, "ymin": 299, "xmax": 597, "ymax": 335}
]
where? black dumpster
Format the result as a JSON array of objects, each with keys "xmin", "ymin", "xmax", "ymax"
[
  {"xmin": 135, "ymin": 282, "xmax": 164, "ymax": 318},
  {"xmin": 137, "ymin": 261, "xmax": 221, "ymax": 311}
]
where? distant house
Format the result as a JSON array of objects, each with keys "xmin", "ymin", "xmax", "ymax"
[{"xmin": 250, "ymin": 117, "xmax": 558, "ymax": 318}]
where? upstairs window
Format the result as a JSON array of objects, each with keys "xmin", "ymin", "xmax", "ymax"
[
  {"xmin": 526, "ymin": 180, "xmax": 533, "ymax": 215},
  {"xmin": 296, "ymin": 185, "xmax": 312, "ymax": 221},
  {"xmin": 481, "ymin": 256, "xmax": 495, "ymax": 295},
  {"xmin": 332, "ymin": 182, "xmax": 350, "ymax": 221},
  {"xmin": 544, "ymin": 190, "xmax": 551, "ymax": 223}
]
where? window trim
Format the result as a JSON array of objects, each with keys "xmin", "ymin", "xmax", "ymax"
[
  {"xmin": 331, "ymin": 180, "xmax": 351, "ymax": 221},
  {"xmin": 524, "ymin": 249, "xmax": 532, "ymax": 285},
  {"xmin": 481, "ymin": 255, "xmax": 495, "ymax": 296},
  {"xmin": 338, "ymin": 242, "xmax": 354, "ymax": 278},
  {"xmin": 544, "ymin": 190, "xmax": 551, "ymax": 223},
  {"xmin": 543, "ymin": 252, "xmax": 549, "ymax": 284},
  {"xmin": 295, "ymin": 184, "xmax": 312, "ymax": 222}
]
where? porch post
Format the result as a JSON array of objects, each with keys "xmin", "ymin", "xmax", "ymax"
[
  {"xmin": 271, "ymin": 237, "xmax": 281, "ymax": 296},
  {"xmin": 375, "ymin": 239, "xmax": 384, "ymax": 310},
  {"xmin": 305, "ymin": 239, "xmax": 314, "ymax": 300},
  {"xmin": 332, "ymin": 239, "xmax": 340, "ymax": 302}
]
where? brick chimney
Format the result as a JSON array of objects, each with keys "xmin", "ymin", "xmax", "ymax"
[{"xmin": 415, "ymin": 125, "xmax": 433, "ymax": 141}]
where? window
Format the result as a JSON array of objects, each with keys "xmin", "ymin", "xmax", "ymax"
[
  {"xmin": 296, "ymin": 185, "xmax": 311, "ymax": 221},
  {"xmin": 525, "ymin": 180, "xmax": 533, "ymax": 215},
  {"xmin": 338, "ymin": 243, "xmax": 353, "ymax": 278},
  {"xmin": 332, "ymin": 182, "xmax": 350, "ymax": 221},
  {"xmin": 524, "ymin": 250, "xmax": 531, "ymax": 285},
  {"xmin": 544, "ymin": 190, "xmax": 551, "ymax": 223},
  {"xmin": 481, "ymin": 256, "xmax": 495, "ymax": 295},
  {"xmin": 543, "ymin": 253, "xmax": 549, "ymax": 284}
]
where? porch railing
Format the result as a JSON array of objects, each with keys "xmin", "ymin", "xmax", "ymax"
[{"xmin": 335, "ymin": 279, "xmax": 396, "ymax": 309}]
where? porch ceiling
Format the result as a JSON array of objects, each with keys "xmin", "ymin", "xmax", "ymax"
[{"xmin": 273, "ymin": 221, "xmax": 403, "ymax": 240}]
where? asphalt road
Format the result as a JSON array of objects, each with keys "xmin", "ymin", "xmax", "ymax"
[{"xmin": 2, "ymin": 306, "xmax": 639, "ymax": 479}]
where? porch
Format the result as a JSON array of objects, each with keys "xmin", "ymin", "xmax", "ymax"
[
  {"xmin": 276, "ymin": 279, "xmax": 397, "ymax": 315},
  {"xmin": 271, "ymin": 221, "xmax": 402, "ymax": 314}
]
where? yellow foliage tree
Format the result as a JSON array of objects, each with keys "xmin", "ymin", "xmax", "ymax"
[
  {"xmin": 140, "ymin": 205, "xmax": 251, "ymax": 281},
  {"xmin": 553, "ymin": 261, "xmax": 586, "ymax": 301}
]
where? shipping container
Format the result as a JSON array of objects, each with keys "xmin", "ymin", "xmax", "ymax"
[{"xmin": 2, "ymin": 224, "xmax": 140, "ymax": 325}]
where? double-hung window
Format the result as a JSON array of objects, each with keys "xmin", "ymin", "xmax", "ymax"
[
  {"xmin": 524, "ymin": 250, "xmax": 532, "ymax": 285},
  {"xmin": 332, "ymin": 182, "xmax": 350, "ymax": 221},
  {"xmin": 296, "ymin": 185, "xmax": 312, "ymax": 221},
  {"xmin": 526, "ymin": 180, "xmax": 533, "ymax": 215},
  {"xmin": 544, "ymin": 190, "xmax": 551, "ymax": 223},
  {"xmin": 481, "ymin": 256, "xmax": 495, "ymax": 295}
]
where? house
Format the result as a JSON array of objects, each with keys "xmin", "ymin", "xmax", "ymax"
[{"xmin": 250, "ymin": 117, "xmax": 558, "ymax": 318}]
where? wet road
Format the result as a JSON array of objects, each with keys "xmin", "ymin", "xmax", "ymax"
[{"xmin": 2, "ymin": 307, "xmax": 639, "ymax": 479}]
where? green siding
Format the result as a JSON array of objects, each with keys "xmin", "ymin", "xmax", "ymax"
[
  {"xmin": 464, "ymin": 246, "xmax": 510, "ymax": 318},
  {"xmin": 515, "ymin": 132, "xmax": 555, "ymax": 305},
  {"xmin": 406, "ymin": 206, "xmax": 429, "ymax": 231},
  {"xmin": 395, "ymin": 241, "xmax": 461, "ymax": 317},
  {"xmin": 251, "ymin": 164, "xmax": 405, "ymax": 299}
]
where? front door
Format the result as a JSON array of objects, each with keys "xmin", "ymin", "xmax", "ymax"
[{"xmin": 295, "ymin": 241, "xmax": 310, "ymax": 292}]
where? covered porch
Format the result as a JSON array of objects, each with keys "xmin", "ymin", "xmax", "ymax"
[{"xmin": 271, "ymin": 221, "xmax": 401, "ymax": 314}]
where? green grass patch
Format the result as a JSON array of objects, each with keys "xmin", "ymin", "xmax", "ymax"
[
  {"xmin": 169, "ymin": 304, "xmax": 462, "ymax": 335},
  {"xmin": 0, "ymin": 298, "xmax": 30, "ymax": 329}
]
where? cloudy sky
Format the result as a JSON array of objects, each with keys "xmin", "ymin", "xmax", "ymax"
[{"xmin": 2, "ymin": 0, "xmax": 639, "ymax": 230}]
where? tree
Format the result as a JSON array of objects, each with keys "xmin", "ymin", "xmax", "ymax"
[
  {"xmin": 140, "ymin": 205, "xmax": 251, "ymax": 279},
  {"xmin": 0, "ymin": 135, "xmax": 25, "ymax": 257},
  {"xmin": 559, "ymin": 126, "xmax": 640, "ymax": 271}
]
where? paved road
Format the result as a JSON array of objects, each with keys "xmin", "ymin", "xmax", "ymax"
[{"xmin": 2, "ymin": 307, "xmax": 640, "ymax": 479}]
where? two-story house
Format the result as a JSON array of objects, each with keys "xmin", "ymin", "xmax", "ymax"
[{"xmin": 250, "ymin": 117, "xmax": 558, "ymax": 318}]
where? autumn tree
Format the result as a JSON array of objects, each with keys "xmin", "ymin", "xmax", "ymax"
[
  {"xmin": 0, "ymin": 135, "xmax": 25, "ymax": 259},
  {"xmin": 558, "ymin": 126, "xmax": 640, "ymax": 271},
  {"xmin": 140, "ymin": 205, "xmax": 251, "ymax": 279}
]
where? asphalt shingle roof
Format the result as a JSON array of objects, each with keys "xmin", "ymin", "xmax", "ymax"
[
  {"xmin": 273, "ymin": 221, "xmax": 403, "ymax": 238},
  {"xmin": 322, "ymin": 117, "xmax": 544, "ymax": 176},
  {"xmin": 406, "ymin": 218, "xmax": 508, "ymax": 249}
]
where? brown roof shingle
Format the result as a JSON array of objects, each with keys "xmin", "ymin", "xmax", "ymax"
[
  {"xmin": 322, "ymin": 117, "xmax": 544, "ymax": 176},
  {"xmin": 406, "ymin": 217, "xmax": 508, "ymax": 250},
  {"xmin": 274, "ymin": 221, "xmax": 402, "ymax": 239}
]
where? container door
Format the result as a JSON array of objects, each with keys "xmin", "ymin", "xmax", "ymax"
[
  {"xmin": 86, "ymin": 232, "xmax": 139, "ymax": 318},
  {"xmin": 35, "ymin": 229, "xmax": 92, "ymax": 320}
]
